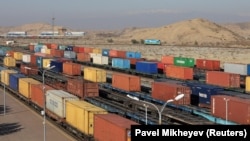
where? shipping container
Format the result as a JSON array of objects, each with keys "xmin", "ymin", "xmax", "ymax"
[
  {"xmin": 41, "ymin": 48, "xmax": 46, "ymax": 54},
  {"xmin": 63, "ymin": 62, "xmax": 81, "ymax": 76},
  {"xmin": 42, "ymin": 59, "xmax": 52, "ymax": 69},
  {"xmin": 65, "ymin": 46, "xmax": 74, "ymax": 51},
  {"xmin": 13, "ymin": 52, "xmax": 23, "ymax": 60},
  {"xmin": 112, "ymin": 73, "xmax": 141, "ymax": 92},
  {"xmin": 151, "ymin": 82, "xmax": 191, "ymax": 105},
  {"xmin": 58, "ymin": 45, "xmax": 67, "ymax": 50},
  {"xmin": 1, "ymin": 69, "xmax": 17, "ymax": 85},
  {"xmin": 89, "ymin": 53, "xmax": 102, "ymax": 59},
  {"xmin": 30, "ymin": 54, "xmax": 37, "ymax": 66},
  {"xmin": 4, "ymin": 57, "xmax": 16, "ymax": 67},
  {"xmin": 46, "ymin": 90, "xmax": 79, "ymax": 118},
  {"xmin": 9, "ymin": 73, "xmax": 26, "ymax": 91},
  {"xmin": 45, "ymin": 49, "xmax": 51, "ymax": 54},
  {"xmin": 50, "ymin": 49, "xmax": 64, "ymax": 58},
  {"xmin": 65, "ymin": 100, "xmax": 107, "ymax": 135},
  {"xmin": 102, "ymin": 49, "xmax": 110, "ymax": 56},
  {"xmin": 83, "ymin": 67, "xmax": 106, "ymax": 82},
  {"xmin": 34, "ymin": 44, "xmax": 46, "ymax": 52},
  {"xmin": 127, "ymin": 58, "xmax": 145, "ymax": 69},
  {"xmin": 29, "ymin": 45, "xmax": 34, "ymax": 52},
  {"xmin": 77, "ymin": 53, "xmax": 91, "ymax": 62},
  {"xmin": 246, "ymin": 76, "xmax": 250, "ymax": 93},
  {"xmin": 112, "ymin": 58, "xmax": 130, "ymax": 69},
  {"xmin": 20, "ymin": 64, "xmax": 38, "ymax": 75},
  {"xmin": 50, "ymin": 60, "xmax": 63, "ymax": 73},
  {"xmin": 206, "ymin": 71, "xmax": 240, "ymax": 88},
  {"xmin": 19, "ymin": 78, "xmax": 42, "ymax": 98},
  {"xmin": 144, "ymin": 39, "xmax": 161, "ymax": 45},
  {"xmin": 92, "ymin": 48, "xmax": 102, "ymax": 54},
  {"xmin": 196, "ymin": 59, "xmax": 220, "ymax": 71},
  {"xmin": 94, "ymin": 113, "xmax": 139, "ymax": 141},
  {"xmin": 183, "ymin": 82, "xmax": 224, "ymax": 106},
  {"xmin": 126, "ymin": 51, "xmax": 141, "ymax": 58},
  {"xmin": 78, "ymin": 47, "xmax": 85, "ymax": 53},
  {"xmin": 165, "ymin": 65, "xmax": 193, "ymax": 80},
  {"xmin": 67, "ymin": 78, "xmax": 99, "ymax": 99},
  {"xmin": 173, "ymin": 57, "xmax": 195, "ymax": 67},
  {"xmin": 30, "ymin": 84, "xmax": 54, "ymax": 108},
  {"xmin": 224, "ymin": 63, "xmax": 250, "ymax": 76},
  {"xmin": 211, "ymin": 95, "xmax": 250, "ymax": 124},
  {"xmin": 84, "ymin": 47, "xmax": 93, "ymax": 53},
  {"xmin": 109, "ymin": 50, "xmax": 126, "ymax": 58},
  {"xmin": 136, "ymin": 61, "xmax": 158, "ymax": 74},
  {"xmin": 22, "ymin": 54, "xmax": 31, "ymax": 63},
  {"xmin": 161, "ymin": 55, "xmax": 174, "ymax": 65},
  {"xmin": 64, "ymin": 51, "xmax": 76, "ymax": 59},
  {"xmin": 46, "ymin": 43, "xmax": 58, "ymax": 49},
  {"xmin": 0, "ymin": 47, "xmax": 12, "ymax": 56},
  {"xmin": 92, "ymin": 56, "xmax": 109, "ymax": 65}
]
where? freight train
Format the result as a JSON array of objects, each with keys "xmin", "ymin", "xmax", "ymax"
[{"xmin": 1, "ymin": 43, "xmax": 250, "ymax": 125}]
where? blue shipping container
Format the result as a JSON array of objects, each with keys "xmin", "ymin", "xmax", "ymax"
[
  {"xmin": 0, "ymin": 66, "xmax": 7, "ymax": 71},
  {"xmin": 247, "ymin": 64, "xmax": 250, "ymax": 75},
  {"xmin": 36, "ymin": 56, "xmax": 43, "ymax": 68},
  {"xmin": 34, "ymin": 45, "xmax": 43, "ymax": 52},
  {"xmin": 126, "ymin": 51, "xmax": 141, "ymax": 58},
  {"xmin": 65, "ymin": 46, "xmax": 74, "ymax": 51},
  {"xmin": 50, "ymin": 60, "xmax": 63, "ymax": 73},
  {"xmin": 112, "ymin": 58, "xmax": 130, "ymax": 69},
  {"xmin": 136, "ymin": 61, "xmax": 158, "ymax": 74},
  {"xmin": 184, "ymin": 82, "xmax": 224, "ymax": 105},
  {"xmin": 9, "ymin": 73, "xmax": 26, "ymax": 91},
  {"xmin": 102, "ymin": 49, "xmax": 110, "ymax": 56}
]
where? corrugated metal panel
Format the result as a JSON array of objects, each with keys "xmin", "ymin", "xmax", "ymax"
[
  {"xmin": 1, "ymin": 69, "xmax": 17, "ymax": 85},
  {"xmin": 64, "ymin": 51, "xmax": 76, "ymax": 59},
  {"xmin": 9, "ymin": 73, "xmax": 26, "ymax": 91},
  {"xmin": 126, "ymin": 51, "xmax": 141, "ymax": 58},
  {"xmin": 92, "ymin": 56, "xmax": 109, "ymax": 65},
  {"xmin": 174, "ymin": 57, "xmax": 195, "ymax": 67},
  {"xmin": 4, "ymin": 57, "xmax": 16, "ymax": 67},
  {"xmin": 136, "ymin": 61, "xmax": 158, "ymax": 74},
  {"xmin": 22, "ymin": 54, "xmax": 31, "ymax": 63},
  {"xmin": 19, "ymin": 78, "xmax": 42, "ymax": 98},
  {"xmin": 83, "ymin": 67, "xmax": 106, "ymax": 82}
]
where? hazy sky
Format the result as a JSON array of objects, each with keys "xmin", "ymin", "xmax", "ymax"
[{"xmin": 1, "ymin": 0, "xmax": 250, "ymax": 30}]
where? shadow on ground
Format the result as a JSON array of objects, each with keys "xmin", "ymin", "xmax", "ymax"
[
  {"xmin": 0, "ymin": 122, "xmax": 23, "ymax": 136},
  {"xmin": 0, "ymin": 105, "xmax": 11, "ymax": 115}
]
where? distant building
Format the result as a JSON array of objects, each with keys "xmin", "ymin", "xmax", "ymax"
[{"xmin": 6, "ymin": 31, "xmax": 27, "ymax": 37}]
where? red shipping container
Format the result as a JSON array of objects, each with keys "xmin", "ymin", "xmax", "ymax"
[
  {"xmin": 34, "ymin": 52, "xmax": 53, "ymax": 58},
  {"xmin": 20, "ymin": 64, "xmax": 38, "ymax": 75},
  {"xmin": 78, "ymin": 47, "xmax": 85, "ymax": 53},
  {"xmin": 206, "ymin": 71, "xmax": 240, "ymax": 88},
  {"xmin": 29, "ymin": 45, "xmax": 35, "ymax": 52},
  {"xmin": 63, "ymin": 62, "xmax": 81, "ymax": 75},
  {"xmin": 127, "ymin": 58, "xmax": 145, "ymax": 65},
  {"xmin": 73, "ymin": 46, "xmax": 79, "ymax": 53},
  {"xmin": 196, "ymin": 59, "xmax": 220, "ymax": 71},
  {"xmin": 109, "ymin": 50, "xmax": 126, "ymax": 58},
  {"xmin": 30, "ymin": 84, "xmax": 54, "ymax": 108},
  {"xmin": 84, "ymin": 47, "xmax": 93, "ymax": 53},
  {"xmin": 67, "ymin": 78, "xmax": 99, "ymax": 99},
  {"xmin": 30, "ymin": 54, "xmax": 37, "ymax": 66},
  {"xmin": 77, "ymin": 53, "xmax": 91, "ymax": 62},
  {"xmin": 50, "ymin": 49, "xmax": 56, "ymax": 57},
  {"xmin": 112, "ymin": 73, "xmax": 141, "ymax": 92},
  {"xmin": 54, "ymin": 49, "xmax": 64, "ymax": 58},
  {"xmin": 161, "ymin": 55, "xmax": 174, "ymax": 65},
  {"xmin": 6, "ymin": 50, "xmax": 14, "ymax": 57},
  {"xmin": 151, "ymin": 82, "xmax": 191, "ymax": 105},
  {"xmin": 94, "ymin": 113, "xmax": 139, "ymax": 141},
  {"xmin": 211, "ymin": 95, "xmax": 250, "ymax": 124},
  {"xmin": 165, "ymin": 65, "xmax": 193, "ymax": 80},
  {"xmin": 157, "ymin": 62, "xmax": 166, "ymax": 70}
]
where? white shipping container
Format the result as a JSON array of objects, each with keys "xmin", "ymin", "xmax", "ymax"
[
  {"xmin": 89, "ymin": 53, "xmax": 102, "ymax": 58},
  {"xmin": 22, "ymin": 54, "xmax": 31, "ymax": 63},
  {"xmin": 93, "ymin": 56, "xmax": 108, "ymax": 65},
  {"xmin": 41, "ymin": 48, "xmax": 46, "ymax": 53},
  {"xmin": 64, "ymin": 51, "xmax": 76, "ymax": 59},
  {"xmin": 224, "ymin": 63, "xmax": 249, "ymax": 75},
  {"xmin": 46, "ymin": 90, "xmax": 79, "ymax": 118}
]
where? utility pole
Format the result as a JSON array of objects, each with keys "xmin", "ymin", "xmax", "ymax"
[{"xmin": 52, "ymin": 17, "xmax": 55, "ymax": 42}]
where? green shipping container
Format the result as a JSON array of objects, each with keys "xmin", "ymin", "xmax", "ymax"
[{"xmin": 174, "ymin": 57, "xmax": 195, "ymax": 67}]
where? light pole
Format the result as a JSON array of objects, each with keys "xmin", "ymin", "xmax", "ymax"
[
  {"xmin": 223, "ymin": 98, "xmax": 230, "ymax": 125},
  {"xmin": 143, "ymin": 104, "xmax": 148, "ymax": 125},
  {"xmin": 127, "ymin": 94, "xmax": 184, "ymax": 125},
  {"xmin": 25, "ymin": 65, "xmax": 55, "ymax": 141}
]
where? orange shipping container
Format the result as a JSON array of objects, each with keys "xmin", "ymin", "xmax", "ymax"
[
  {"xmin": 112, "ymin": 73, "xmax": 141, "ymax": 92},
  {"xmin": 63, "ymin": 62, "xmax": 81, "ymax": 75},
  {"xmin": 18, "ymin": 78, "xmax": 42, "ymax": 98},
  {"xmin": 54, "ymin": 50, "xmax": 64, "ymax": 58},
  {"xmin": 77, "ymin": 53, "xmax": 91, "ymax": 62},
  {"xmin": 161, "ymin": 55, "xmax": 174, "ymax": 65},
  {"xmin": 78, "ymin": 47, "xmax": 85, "ymax": 53},
  {"xmin": 109, "ymin": 50, "xmax": 126, "ymax": 58},
  {"xmin": 206, "ymin": 71, "xmax": 240, "ymax": 88},
  {"xmin": 196, "ymin": 59, "xmax": 220, "ymax": 71},
  {"xmin": 127, "ymin": 58, "xmax": 145, "ymax": 65},
  {"xmin": 94, "ymin": 113, "xmax": 139, "ymax": 141},
  {"xmin": 6, "ymin": 50, "xmax": 14, "ymax": 57},
  {"xmin": 211, "ymin": 95, "xmax": 250, "ymax": 124},
  {"xmin": 30, "ymin": 54, "xmax": 37, "ymax": 66},
  {"xmin": 73, "ymin": 46, "xmax": 79, "ymax": 53},
  {"xmin": 84, "ymin": 47, "xmax": 93, "ymax": 53},
  {"xmin": 151, "ymin": 82, "xmax": 191, "ymax": 105},
  {"xmin": 165, "ymin": 65, "xmax": 193, "ymax": 80},
  {"xmin": 30, "ymin": 84, "xmax": 54, "ymax": 108},
  {"xmin": 67, "ymin": 78, "xmax": 99, "ymax": 99}
]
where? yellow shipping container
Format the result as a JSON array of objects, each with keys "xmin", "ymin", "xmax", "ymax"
[
  {"xmin": 83, "ymin": 67, "xmax": 106, "ymax": 82},
  {"xmin": 92, "ymin": 48, "xmax": 102, "ymax": 54},
  {"xmin": 3, "ymin": 57, "xmax": 16, "ymax": 67},
  {"xmin": 45, "ymin": 49, "xmax": 51, "ymax": 54},
  {"xmin": 42, "ymin": 59, "xmax": 52, "ymax": 68},
  {"xmin": 66, "ymin": 100, "xmax": 107, "ymax": 135},
  {"xmin": 19, "ymin": 78, "xmax": 42, "ymax": 98},
  {"xmin": 1, "ymin": 69, "xmax": 17, "ymax": 85},
  {"xmin": 246, "ymin": 76, "xmax": 250, "ymax": 93},
  {"xmin": 14, "ymin": 52, "xmax": 23, "ymax": 60}
]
